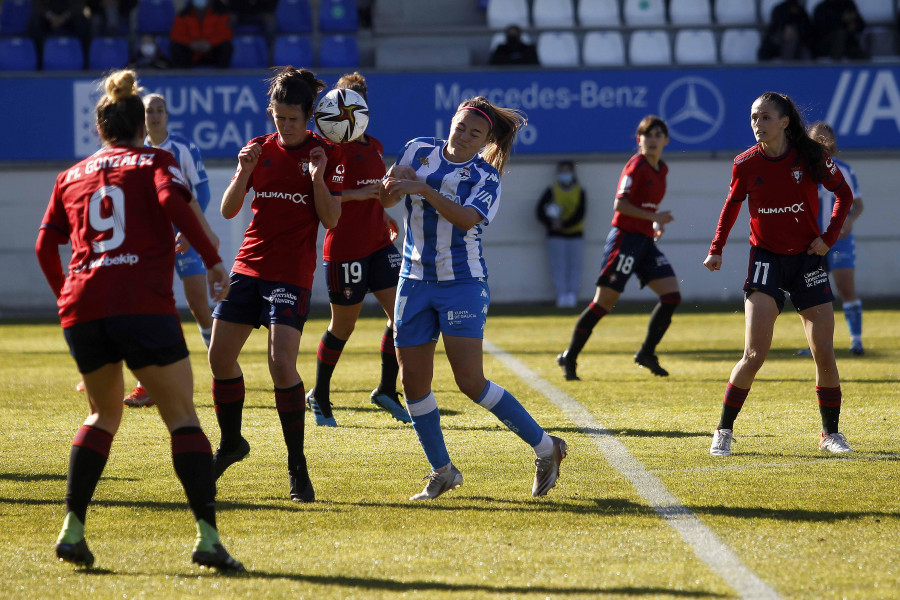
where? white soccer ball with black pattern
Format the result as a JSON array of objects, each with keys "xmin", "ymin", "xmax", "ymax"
[{"xmin": 314, "ymin": 88, "xmax": 369, "ymax": 144}]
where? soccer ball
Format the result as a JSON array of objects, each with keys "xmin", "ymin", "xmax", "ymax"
[{"xmin": 314, "ymin": 88, "xmax": 369, "ymax": 144}]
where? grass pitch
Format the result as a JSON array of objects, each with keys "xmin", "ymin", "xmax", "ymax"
[{"xmin": 1, "ymin": 304, "xmax": 898, "ymax": 599}]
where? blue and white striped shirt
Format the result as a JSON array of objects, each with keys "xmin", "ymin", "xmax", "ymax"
[
  {"xmin": 145, "ymin": 132, "xmax": 210, "ymax": 211},
  {"xmin": 393, "ymin": 137, "xmax": 501, "ymax": 281},
  {"xmin": 817, "ymin": 157, "xmax": 859, "ymax": 233}
]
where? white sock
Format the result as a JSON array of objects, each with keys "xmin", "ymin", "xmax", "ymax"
[{"xmin": 532, "ymin": 432, "xmax": 553, "ymax": 457}]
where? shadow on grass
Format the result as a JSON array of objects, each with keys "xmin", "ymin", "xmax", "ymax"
[
  {"xmin": 685, "ymin": 504, "xmax": 900, "ymax": 523},
  {"xmin": 0, "ymin": 473, "xmax": 137, "ymax": 483},
  {"xmin": 227, "ymin": 570, "xmax": 728, "ymax": 597}
]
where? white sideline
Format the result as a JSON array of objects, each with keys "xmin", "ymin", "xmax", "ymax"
[{"xmin": 483, "ymin": 339, "xmax": 780, "ymax": 600}]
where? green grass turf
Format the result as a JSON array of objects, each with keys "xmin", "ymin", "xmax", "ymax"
[{"xmin": 0, "ymin": 305, "xmax": 898, "ymax": 599}]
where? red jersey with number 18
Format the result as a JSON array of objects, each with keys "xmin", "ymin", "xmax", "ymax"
[
  {"xmin": 322, "ymin": 135, "xmax": 391, "ymax": 262},
  {"xmin": 612, "ymin": 153, "xmax": 668, "ymax": 238},
  {"xmin": 709, "ymin": 145, "xmax": 850, "ymax": 256},
  {"xmin": 39, "ymin": 145, "xmax": 197, "ymax": 327},
  {"xmin": 231, "ymin": 132, "xmax": 343, "ymax": 289}
]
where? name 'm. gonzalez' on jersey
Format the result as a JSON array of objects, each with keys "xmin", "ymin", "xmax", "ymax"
[{"xmin": 393, "ymin": 137, "xmax": 500, "ymax": 281}]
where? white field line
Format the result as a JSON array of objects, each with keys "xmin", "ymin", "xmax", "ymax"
[{"xmin": 483, "ymin": 339, "xmax": 780, "ymax": 600}]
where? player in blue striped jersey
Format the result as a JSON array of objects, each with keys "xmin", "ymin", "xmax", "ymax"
[
  {"xmin": 121, "ymin": 93, "xmax": 218, "ymax": 407},
  {"xmin": 807, "ymin": 122, "xmax": 865, "ymax": 355},
  {"xmin": 381, "ymin": 96, "xmax": 567, "ymax": 500}
]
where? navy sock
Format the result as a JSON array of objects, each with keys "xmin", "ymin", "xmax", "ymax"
[
  {"xmin": 718, "ymin": 383, "xmax": 749, "ymax": 430},
  {"xmin": 817, "ymin": 386, "xmax": 842, "ymax": 434},
  {"xmin": 275, "ymin": 382, "xmax": 307, "ymax": 469},
  {"xmin": 567, "ymin": 302, "xmax": 608, "ymax": 359},
  {"xmin": 640, "ymin": 292, "xmax": 680, "ymax": 355},
  {"xmin": 378, "ymin": 326, "xmax": 399, "ymax": 395},
  {"xmin": 171, "ymin": 426, "xmax": 216, "ymax": 528},
  {"xmin": 314, "ymin": 330, "xmax": 346, "ymax": 415},
  {"xmin": 65, "ymin": 425, "xmax": 113, "ymax": 524},
  {"xmin": 212, "ymin": 376, "xmax": 244, "ymax": 448}
]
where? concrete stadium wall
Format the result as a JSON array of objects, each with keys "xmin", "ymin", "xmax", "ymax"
[{"xmin": 3, "ymin": 154, "xmax": 898, "ymax": 316}]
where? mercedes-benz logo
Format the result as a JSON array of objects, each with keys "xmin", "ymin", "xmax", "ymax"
[{"xmin": 659, "ymin": 77, "xmax": 725, "ymax": 144}]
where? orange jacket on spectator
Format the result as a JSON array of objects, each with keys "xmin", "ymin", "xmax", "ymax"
[{"xmin": 170, "ymin": 8, "xmax": 233, "ymax": 59}]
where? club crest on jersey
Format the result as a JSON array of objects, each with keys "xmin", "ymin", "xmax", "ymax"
[
  {"xmin": 299, "ymin": 161, "xmax": 310, "ymax": 175},
  {"xmin": 458, "ymin": 167, "xmax": 471, "ymax": 179},
  {"xmin": 417, "ymin": 156, "xmax": 429, "ymax": 166},
  {"xmin": 792, "ymin": 169, "xmax": 803, "ymax": 183}
]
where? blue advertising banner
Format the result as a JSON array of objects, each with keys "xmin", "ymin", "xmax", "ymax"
[{"xmin": 2, "ymin": 65, "xmax": 899, "ymax": 162}]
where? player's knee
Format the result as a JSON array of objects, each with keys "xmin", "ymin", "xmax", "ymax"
[{"xmin": 660, "ymin": 292, "xmax": 681, "ymax": 305}]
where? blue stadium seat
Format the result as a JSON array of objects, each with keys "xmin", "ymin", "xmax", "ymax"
[
  {"xmin": 0, "ymin": 36, "xmax": 37, "ymax": 71},
  {"xmin": 319, "ymin": 0, "xmax": 358, "ymax": 33},
  {"xmin": 318, "ymin": 34, "xmax": 358, "ymax": 68},
  {"xmin": 0, "ymin": 0, "xmax": 32, "ymax": 35},
  {"xmin": 42, "ymin": 36, "xmax": 84, "ymax": 71},
  {"xmin": 231, "ymin": 34, "xmax": 269, "ymax": 68},
  {"xmin": 273, "ymin": 35, "xmax": 313, "ymax": 66},
  {"xmin": 277, "ymin": 0, "xmax": 313, "ymax": 33},
  {"xmin": 137, "ymin": 0, "xmax": 175, "ymax": 35},
  {"xmin": 155, "ymin": 35, "xmax": 171, "ymax": 59},
  {"xmin": 89, "ymin": 37, "xmax": 130, "ymax": 71}
]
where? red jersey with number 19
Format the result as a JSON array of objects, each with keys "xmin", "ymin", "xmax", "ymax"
[
  {"xmin": 322, "ymin": 135, "xmax": 391, "ymax": 262},
  {"xmin": 709, "ymin": 145, "xmax": 850, "ymax": 256},
  {"xmin": 612, "ymin": 153, "xmax": 668, "ymax": 238},
  {"xmin": 39, "ymin": 145, "xmax": 201, "ymax": 327},
  {"xmin": 232, "ymin": 132, "xmax": 343, "ymax": 289}
]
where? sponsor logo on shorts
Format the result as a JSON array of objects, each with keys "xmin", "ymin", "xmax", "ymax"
[
  {"xmin": 343, "ymin": 288, "xmax": 353, "ymax": 299},
  {"xmin": 805, "ymin": 267, "xmax": 829, "ymax": 288},
  {"xmin": 446, "ymin": 309, "xmax": 478, "ymax": 325},
  {"xmin": 758, "ymin": 203, "xmax": 805, "ymax": 214},
  {"xmin": 388, "ymin": 253, "xmax": 402, "ymax": 269},
  {"xmin": 269, "ymin": 288, "xmax": 298, "ymax": 305}
]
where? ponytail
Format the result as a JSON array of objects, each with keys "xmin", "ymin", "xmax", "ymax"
[{"xmin": 457, "ymin": 97, "xmax": 527, "ymax": 176}]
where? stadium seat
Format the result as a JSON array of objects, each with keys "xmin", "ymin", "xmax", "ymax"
[
  {"xmin": 487, "ymin": 0, "xmax": 529, "ymax": 29},
  {"xmin": 89, "ymin": 37, "xmax": 129, "ymax": 71},
  {"xmin": 0, "ymin": 0, "xmax": 31, "ymax": 35},
  {"xmin": 628, "ymin": 30, "xmax": 671, "ymax": 65},
  {"xmin": 674, "ymin": 29, "xmax": 718, "ymax": 64},
  {"xmin": 854, "ymin": 0, "xmax": 895, "ymax": 23},
  {"xmin": 273, "ymin": 34, "xmax": 313, "ymax": 66},
  {"xmin": 720, "ymin": 28, "xmax": 761, "ymax": 63},
  {"xmin": 623, "ymin": 0, "xmax": 666, "ymax": 26},
  {"xmin": 319, "ymin": 34, "xmax": 359, "ymax": 68},
  {"xmin": 276, "ymin": 0, "xmax": 313, "ymax": 33},
  {"xmin": 0, "ymin": 36, "xmax": 37, "ymax": 71},
  {"xmin": 532, "ymin": 0, "xmax": 575, "ymax": 28},
  {"xmin": 155, "ymin": 35, "xmax": 171, "ymax": 59},
  {"xmin": 319, "ymin": 0, "xmax": 359, "ymax": 33},
  {"xmin": 669, "ymin": 0, "xmax": 713, "ymax": 25},
  {"xmin": 136, "ymin": 0, "xmax": 176, "ymax": 34},
  {"xmin": 42, "ymin": 36, "xmax": 84, "ymax": 71},
  {"xmin": 758, "ymin": 0, "xmax": 782, "ymax": 24},
  {"xmin": 582, "ymin": 31, "xmax": 625, "ymax": 66},
  {"xmin": 230, "ymin": 34, "xmax": 269, "ymax": 68},
  {"xmin": 714, "ymin": 0, "xmax": 758, "ymax": 26},
  {"xmin": 577, "ymin": 0, "xmax": 621, "ymax": 26},
  {"xmin": 536, "ymin": 31, "xmax": 579, "ymax": 66}
]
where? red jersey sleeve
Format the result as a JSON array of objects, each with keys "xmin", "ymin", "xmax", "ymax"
[
  {"xmin": 709, "ymin": 162, "xmax": 746, "ymax": 255},
  {"xmin": 819, "ymin": 154, "xmax": 852, "ymax": 247},
  {"xmin": 36, "ymin": 181, "xmax": 70, "ymax": 297}
]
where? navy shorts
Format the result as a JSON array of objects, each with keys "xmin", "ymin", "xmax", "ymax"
[
  {"xmin": 394, "ymin": 277, "xmax": 489, "ymax": 347},
  {"xmin": 324, "ymin": 243, "xmax": 401, "ymax": 306},
  {"xmin": 743, "ymin": 246, "xmax": 834, "ymax": 313},
  {"xmin": 826, "ymin": 235, "xmax": 856, "ymax": 271},
  {"xmin": 596, "ymin": 228, "xmax": 675, "ymax": 293},
  {"xmin": 63, "ymin": 314, "xmax": 188, "ymax": 374},
  {"xmin": 212, "ymin": 272, "xmax": 311, "ymax": 332}
]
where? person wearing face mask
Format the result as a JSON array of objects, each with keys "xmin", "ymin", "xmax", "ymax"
[
  {"xmin": 170, "ymin": 0, "xmax": 234, "ymax": 69},
  {"xmin": 536, "ymin": 161, "xmax": 586, "ymax": 308},
  {"xmin": 557, "ymin": 116, "xmax": 681, "ymax": 381},
  {"xmin": 130, "ymin": 34, "xmax": 170, "ymax": 69},
  {"xmin": 489, "ymin": 24, "xmax": 538, "ymax": 65}
]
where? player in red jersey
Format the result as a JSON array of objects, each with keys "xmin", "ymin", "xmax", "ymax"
[
  {"xmin": 305, "ymin": 72, "xmax": 409, "ymax": 427},
  {"xmin": 557, "ymin": 115, "xmax": 681, "ymax": 381},
  {"xmin": 34, "ymin": 70, "xmax": 241, "ymax": 571},
  {"xmin": 208, "ymin": 66, "xmax": 343, "ymax": 502},
  {"xmin": 703, "ymin": 92, "xmax": 854, "ymax": 457}
]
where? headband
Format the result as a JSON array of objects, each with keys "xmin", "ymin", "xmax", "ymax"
[{"xmin": 460, "ymin": 106, "xmax": 493, "ymax": 130}]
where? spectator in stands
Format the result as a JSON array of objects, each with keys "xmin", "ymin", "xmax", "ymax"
[
  {"xmin": 812, "ymin": 0, "xmax": 869, "ymax": 60},
  {"xmin": 223, "ymin": 0, "xmax": 276, "ymax": 47},
  {"xmin": 28, "ymin": 0, "xmax": 91, "ymax": 70},
  {"xmin": 489, "ymin": 25, "xmax": 538, "ymax": 65},
  {"xmin": 758, "ymin": 0, "xmax": 814, "ymax": 61},
  {"xmin": 131, "ymin": 34, "xmax": 170, "ymax": 69},
  {"xmin": 170, "ymin": 0, "xmax": 234, "ymax": 69},
  {"xmin": 87, "ymin": 0, "xmax": 138, "ymax": 37},
  {"xmin": 536, "ymin": 160, "xmax": 586, "ymax": 308}
]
